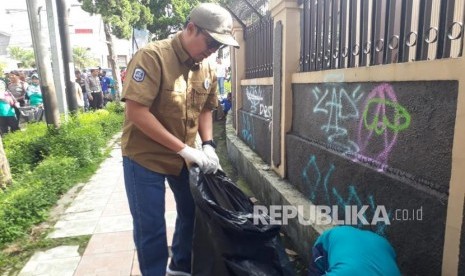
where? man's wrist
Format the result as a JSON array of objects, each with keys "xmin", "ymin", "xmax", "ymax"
[{"xmin": 202, "ymin": 140, "xmax": 217, "ymax": 149}]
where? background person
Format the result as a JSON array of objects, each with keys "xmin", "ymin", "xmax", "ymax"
[
  {"xmin": 25, "ymin": 73, "xmax": 43, "ymax": 107},
  {"xmin": 74, "ymin": 81, "xmax": 85, "ymax": 111},
  {"xmin": 75, "ymin": 69, "xmax": 90, "ymax": 111},
  {"xmin": 120, "ymin": 3, "xmax": 239, "ymax": 276},
  {"xmin": 218, "ymin": 92, "xmax": 232, "ymax": 120},
  {"xmin": 85, "ymin": 68, "xmax": 103, "ymax": 109},
  {"xmin": 7, "ymin": 70, "xmax": 27, "ymax": 120},
  {"xmin": 100, "ymin": 70, "xmax": 112, "ymax": 106},
  {"xmin": 216, "ymin": 57, "xmax": 226, "ymax": 96},
  {"xmin": 0, "ymin": 80, "xmax": 19, "ymax": 135}
]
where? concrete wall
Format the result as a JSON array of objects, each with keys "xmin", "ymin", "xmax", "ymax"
[
  {"xmin": 286, "ymin": 80, "xmax": 457, "ymax": 275},
  {"xmin": 228, "ymin": 0, "xmax": 465, "ymax": 274},
  {"xmin": 237, "ymin": 85, "xmax": 273, "ymax": 165}
]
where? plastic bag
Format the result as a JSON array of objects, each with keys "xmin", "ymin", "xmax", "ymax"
[{"xmin": 189, "ymin": 167, "xmax": 295, "ymax": 276}]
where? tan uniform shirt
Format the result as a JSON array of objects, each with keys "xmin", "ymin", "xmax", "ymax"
[{"xmin": 121, "ymin": 33, "xmax": 218, "ymax": 176}]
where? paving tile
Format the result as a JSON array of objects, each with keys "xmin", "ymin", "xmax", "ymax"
[
  {"xmin": 65, "ymin": 198, "xmax": 108, "ymax": 213},
  {"xmin": 109, "ymin": 191, "xmax": 129, "ymax": 202},
  {"xmin": 83, "ymin": 231, "xmax": 135, "ymax": 255},
  {"xmin": 19, "ymin": 246, "xmax": 80, "ymax": 276},
  {"xmin": 61, "ymin": 208, "xmax": 104, "ymax": 221},
  {"xmin": 74, "ymin": 251, "xmax": 134, "ymax": 276},
  {"xmin": 165, "ymin": 211, "xmax": 177, "ymax": 228},
  {"xmin": 48, "ymin": 219, "xmax": 98, "ymax": 238},
  {"xmin": 167, "ymin": 226, "xmax": 175, "ymax": 247},
  {"xmin": 114, "ymin": 180, "xmax": 127, "ymax": 193},
  {"xmin": 165, "ymin": 190, "xmax": 177, "ymax": 212},
  {"xmin": 79, "ymin": 185, "xmax": 115, "ymax": 196},
  {"xmin": 101, "ymin": 198, "xmax": 131, "ymax": 217},
  {"xmin": 26, "ymin": 137, "xmax": 186, "ymax": 275},
  {"xmin": 94, "ymin": 215, "xmax": 133, "ymax": 233},
  {"xmin": 131, "ymin": 253, "xmax": 141, "ymax": 276}
]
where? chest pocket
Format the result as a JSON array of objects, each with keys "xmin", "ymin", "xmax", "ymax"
[
  {"xmin": 157, "ymin": 77, "xmax": 187, "ymax": 118},
  {"xmin": 190, "ymin": 81, "xmax": 209, "ymax": 113}
]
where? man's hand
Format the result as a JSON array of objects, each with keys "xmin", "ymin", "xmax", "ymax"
[
  {"xmin": 202, "ymin": 144, "xmax": 221, "ymax": 173},
  {"xmin": 177, "ymin": 145, "xmax": 216, "ymax": 173}
]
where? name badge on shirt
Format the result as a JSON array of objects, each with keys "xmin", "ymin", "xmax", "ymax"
[{"xmin": 203, "ymin": 78, "xmax": 211, "ymax": 90}]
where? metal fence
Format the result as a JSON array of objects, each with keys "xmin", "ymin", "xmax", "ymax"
[
  {"xmin": 299, "ymin": 0, "xmax": 465, "ymax": 72},
  {"xmin": 245, "ymin": 14, "xmax": 274, "ymax": 78}
]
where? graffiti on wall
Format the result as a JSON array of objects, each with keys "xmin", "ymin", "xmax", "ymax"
[
  {"xmin": 246, "ymin": 86, "xmax": 273, "ymax": 119},
  {"xmin": 241, "ymin": 113, "xmax": 256, "ymax": 150},
  {"xmin": 358, "ymin": 84, "xmax": 411, "ymax": 169},
  {"xmin": 302, "ymin": 154, "xmax": 391, "ymax": 235},
  {"xmin": 313, "ymin": 84, "xmax": 364, "ymax": 153},
  {"xmin": 312, "ymin": 83, "xmax": 411, "ymax": 170}
]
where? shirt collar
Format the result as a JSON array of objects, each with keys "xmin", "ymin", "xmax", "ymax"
[{"xmin": 172, "ymin": 32, "xmax": 198, "ymax": 69}]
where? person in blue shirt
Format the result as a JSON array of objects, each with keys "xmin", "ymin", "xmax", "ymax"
[
  {"xmin": 218, "ymin": 92, "xmax": 232, "ymax": 120},
  {"xmin": 308, "ymin": 226, "xmax": 401, "ymax": 276},
  {"xmin": 99, "ymin": 71, "xmax": 112, "ymax": 106}
]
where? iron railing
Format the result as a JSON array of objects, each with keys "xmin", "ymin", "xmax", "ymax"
[
  {"xmin": 245, "ymin": 14, "xmax": 274, "ymax": 78},
  {"xmin": 300, "ymin": 0, "xmax": 465, "ymax": 72}
]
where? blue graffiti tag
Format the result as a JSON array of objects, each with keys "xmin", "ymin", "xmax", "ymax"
[
  {"xmin": 302, "ymin": 154, "xmax": 391, "ymax": 235},
  {"xmin": 241, "ymin": 113, "xmax": 256, "ymax": 149}
]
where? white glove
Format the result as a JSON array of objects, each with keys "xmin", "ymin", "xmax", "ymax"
[
  {"xmin": 202, "ymin": 144, "xmax": 221, "ymax": 173},
  {"xmin": 177, "ymin": 145, "xmax": 214, "ymax": 173}
]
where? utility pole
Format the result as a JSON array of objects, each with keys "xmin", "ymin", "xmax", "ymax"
[
  {"xmin": 56, "ymin": 0, "xmax": 78, "ymax": 112},
  {"xmin": 26, "ymin": 0, "xmax": 60, "ymax": 127},
  {"xmin": 45, "ymin": 0, "xmax": 68, "ymax": 115}
]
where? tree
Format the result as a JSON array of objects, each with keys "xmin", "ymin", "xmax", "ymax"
[
  {"xmin": 147, "ymin": 0, "xmax": 212, "ymax": 40},
  {"xmin": 7, "ymin": 46, "xmax": 36, "ymax": 68},
  {"xmin": 73, "ymin": 47, "xmax": 99, "ymax": 69},
  {"xmin": 79, "ymin": 0, "xmax": 153, "ymax": 96}
]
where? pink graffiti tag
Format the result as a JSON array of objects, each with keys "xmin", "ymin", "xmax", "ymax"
[{"xmin": 357, "ymin": 84, "xmax": 411, "ymax": 168}]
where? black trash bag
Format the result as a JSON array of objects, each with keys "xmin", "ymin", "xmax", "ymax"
[{"xmin": 189, "ymin": 167, "xmax": 295, "ymax": 276}]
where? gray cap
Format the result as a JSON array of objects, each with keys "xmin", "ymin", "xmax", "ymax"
[{"xmin": 188, "ymin": 3, "xmax": 240, "ymax": 48}]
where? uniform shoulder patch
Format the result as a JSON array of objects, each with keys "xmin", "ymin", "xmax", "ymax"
[{"xmin": 133, "ymin": 68, "xmax": 146, "ymax": 82}]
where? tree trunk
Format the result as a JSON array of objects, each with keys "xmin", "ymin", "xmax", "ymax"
[
  {"xmin": 104, "ymin": 23, "xmax": 123, "ymax": 101},
  {"xmin": 0, "ymin": 136, "xmax": 12, "ymax": 190},
  {"xmin": 28, "ymin": 0, "xmax": 61, "ymax": 127}
]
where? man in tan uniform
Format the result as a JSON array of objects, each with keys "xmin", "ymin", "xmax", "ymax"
[{"xmin": 121, "ymin": 3, "xmax": 239, "ymax": 276}]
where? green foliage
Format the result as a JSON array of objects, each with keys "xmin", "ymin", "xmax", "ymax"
[
  {"xmin": 73, "ymin": 47, "xmax": 99, "ymax": 69},
  {"xmin": 79, "ymin": 0, "xmax": 153, "ymax": 40},
  {"xmin": 105, "ymin": 101, "xmax": 125, "ymax": 114},
  {"xmin": 148, "ymin": 0, "xmax": 216, "ymax": 40},
  {"xmin": 0, "ymin": 62, "xmax": 6, "ymax": 75},
  {"xmin": 3, "ymin": 124, "xmax": 49, "ymax": 175},
  {"xmin": 0, "ymin": 156, "xmax": 78, "ymax": 244},
  {"xmin": 7, "ymin": 47, "xmax": 36, "ymax": 68},
  {"xmin": 224, "ymin": 81, "xmax": 231, "ymax": 93},
  {"xmin": 0, "ymin": 108, "xmax": 124, "ymax": 247}
]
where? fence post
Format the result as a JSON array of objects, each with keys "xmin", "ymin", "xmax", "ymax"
[
  {"xmin": 270, "ymin": 0, "xmax": 301, "ymax": 178},
  {"xmin": 231, "ymin": 20, "xmax": 246, "ymax": 133}
]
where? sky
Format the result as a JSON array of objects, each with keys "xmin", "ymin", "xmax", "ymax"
[
  {"xmin": 0, "ymin": 0, "xmax": 104, "ymax": 47},
  {"xmin": 0, "ymin": 0, "xmax": 133, "ymax": 68}
]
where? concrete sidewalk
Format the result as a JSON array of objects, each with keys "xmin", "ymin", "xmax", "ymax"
[{"xmin": 18, "ymin": 141, "xmax": 177, "ymax": 276}]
